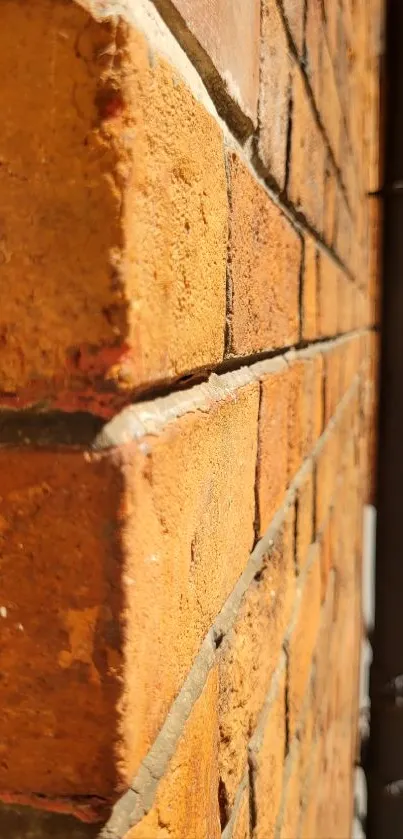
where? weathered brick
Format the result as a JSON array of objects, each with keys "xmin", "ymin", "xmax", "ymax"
[
  {"xmin": 288, "ymin": 550, "xmax": 321, "ymax": 739},
  {"xmin": 250, "ymin": 666, "xmax": 286, "ymax": 839},
  {"xmin": 0, "ymin": 2, "xmax": 227, "ymax": 414},
  {"xmin": 0, "ymin": 379, "xmax": 259, "ymax": 799},
  {"xmin": 295, "ymin": 467, "xmax": 314, "ymax": 571},
  {"xmin": 302, "ymin": 237, "xmax": 319, "ymax": 341},
  {"xmin": 289, "ymin": 65, "xmax": 325, "ymax": 230},
  {"xmin": 127, "ymin": 669, "xmax": 220, "ymax": 839},
  {"xmin": 282, "ymin": 0, "xmax": 306, "ymax": 55},
  {"xmin": 259, "ymin": 0, "xmax": 291, "ymax": 188},
  {"xmin": 227, "ymin": 153, "xmax": 301, "ymax": 356},
  {"xmin": 218, "ymin": 509, "xmax": 295, "ymax": 808},
  {"xmin": 155, "ymin": 0, "xmax": 261, "ymax": 128},
  {"xmin": 257, "ymin": 362, "xmax": 289, "ymax": 534}
]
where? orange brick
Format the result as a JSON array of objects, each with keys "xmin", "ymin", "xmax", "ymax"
[
  {"xmin": 323, "ymin": 345, "xmax": 341, "ymax": 424},
  {"xmin": 283, "ymin": 0, "xmax": 306, "ymax": 55},
  {"xmin": 289, "ymin": 65, "xmax": 325, "ymax": 230},
  {"xmin": 305, "ymin": 0, "xmax": 323, "ymax": 106},
  {"xmin": 288, "ymin": 551, "xmax": 321, "ymax": 739},
  {"xmin": 250, "ymin": 666, "xmax": 286, "ymax": 839},
  {"xmin": 323, "ymin": 156, "xmax": 337, "ymax": 246},
  {"xmin": 0, "ymin": 2, "xmax": 227, "ymax": 414},
  {"xmin": 302, "ymin": 237, "xmax": 319, "ymax": 341},
  {"xmin": 258, "ymin": 362, "xmax": 289, "ymax": 534},
  {"xmin": 279, "ymin": 745, "xmax": 302, "ymax": 839},
  {"xmin": 287, "ymin": 353, "xmax": 323, "ymax": 480},
  {"xmin": 127, "ymin": 669, "xmax": 220, "ymax": 839},
  {"xmin": 0, "ymin": 379, "xmax": 259, "ymax": 801},
  {"xmin": 318, "ymin": 250, "xmax": 339, "ymax": 336},
  {"xmin": 259, "ymin": 0, "xmax": 292, "ymax": 188},
  {"xmin": 218, "ymin": 509, "xmax": 295, "ymax": 807},
  {"xmin": 228, "ymin": 153, "xmax": 301, "ymax": 356},
  {"xmin": 315, "ymin": 431, "xmax": 338, "ymax": 530},
  {"xmin": 295, "ymin": 467, "xmax": 314, "ymax": 571},
  {"xmin": 162, "ymin": 0, "xmax": 261, "ymax": 126},
  {"xmin": 320, "ymin": 36, "xmax": 342, "ymax": 162}
]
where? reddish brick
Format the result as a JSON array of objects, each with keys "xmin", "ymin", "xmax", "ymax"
[
  {"xmin": 258, "ymin": 362, "xmax": 289, "ymax": 534},
  {"xmin": 158, "ymin": 0, "xmax": 261, "ymax": 127},
  {"xmin": 288, "ymin": 550, "xmax": 321, "ymax": 739},
  {"xmin": 127, "ymin": 669, "xmax": 220, "ymax": 839},
  {"xmin": 250, "ymin": 666, "xmax": 286, "ymax": 839},
  {"xmin": 295, "ymin": 467, "xmax": 314, "ymax": 570},
  {"xmin": 0, "ymin": 2, "xmax": 227, "ymax": 414},
  {"xmin": 218, "ymin": 509, "xmax": 295, "ymax": 807},
  {"xmin": 282, "ymin": 0, "xmax": 306, "ymax": 55},
  {"xmin": 302, "ymin": 237, "xmax": 319, "ymax": 341},
  {"xmin": 228, "ymin": 153, "xmax": 300, "ymax": 356},
  {"xmin": 289, "ymin": 65, "xmax": 325, "ymax": 230},
  {"xmin": 0, "ymin": 379, "xmax": 259, "ymax": 800},
  {"xmin": 259, "ymin": 0, "xmax": 292, "ymax": 188}
]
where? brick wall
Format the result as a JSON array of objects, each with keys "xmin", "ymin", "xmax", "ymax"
[{"xmin": 0, "ymin": 0, "xmax": 382, "ymax": 837}]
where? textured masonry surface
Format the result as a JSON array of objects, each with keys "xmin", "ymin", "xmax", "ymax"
[{"xmin": 0, "ymin": 0, "xmax": 382, "ymax": 837}]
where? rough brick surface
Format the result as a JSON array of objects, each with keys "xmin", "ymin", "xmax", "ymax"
[
  {"xmin": 282, "ymin": 0, "xmax": 306, "ymax": 55},
  {"xmin": 0, "ymin": 2, "xmax": 227, "ymax": 413},
  {"xmin": 227, "ymin": 153, "xmax": 301, "ymax": 356},
  {"xmin": 288, "ymin": 551, "xmax": 321, "ymax": 740},
  {"xmin": 218, "ymin": 510, "xmax": 295, "ymax": 809},
  {"xmin": 257, "ymin": 362, "xmax": 289, "ymax": 534},
  {"xmin": 155, "ymin": 0, "xmax": 261, "ymax": 127},
  {"xmin": 250, "ymin": 666, "xmax": 286, "ymax": 839},
  {"xmin": 289, "ymin": 66, "xmax": 325, "ymax": 229},
  {"xmin": 127, "ymin": 669, "xmax": 220, "ymax": 839}
]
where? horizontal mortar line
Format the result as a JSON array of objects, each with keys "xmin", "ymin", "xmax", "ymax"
[
  {"xmin": 100, "ymin": 377, "xmax": 362, "ymax": 838},
  {"xmin": 0, "ymin": 329, "xmax": 370, "ymax": 449}
]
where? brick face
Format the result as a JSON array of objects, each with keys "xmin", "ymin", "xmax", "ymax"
[
  {"xmin": 227, "ymin": 152, "xmax": 301, "ymax": 356},
  {"xmin": 0, "ymin": 0, "xmax": 381, "ymax": 834}
]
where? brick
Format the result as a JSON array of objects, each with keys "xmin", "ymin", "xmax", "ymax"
[
  {"xmin": 305, "ymin": 0, "xmax": 323, "ymax": 106},
  {"xmin": 289, "ymin": 65, "xmax": 325, "ymax": 230},
  {"xmin": 0, "ymin": 380, "xmax": 258, "ymax": 799},
  {"xmin": 302, "ymin": 237, "xmax": 319, "ymax": 341},
  {"xmin": 315, "ymin": 431, "xmax": 338, "ymax": 531},
  {"xmin": 323, "ymin": 345, "xmax": 341, "ymax": 424},
  {"xmin": 127, "ymin": 668, "xmax": 220, "ymax": 839},
  {"xmin": 282, "ymin": 0, "xmax": 306, "ymax": 55},
  {"xmin": 250, "ymin": 666, "xmax": 286, "ymax": 839},
  {"xmin": 259, "ymin": 0, "xmax": 291, "ymax": 188},
  {"xmin": 156, "ymin": 0, "xmax": 261, "ymax": 127},
  {"xmin": 320, "ymin": 36, "xmax": 342, "ymax": 162},
  {"xmin": 288, "ymin": 551, "xmax": 321, "ymax": 739},
  {"xmin": 257, "ymin": 362, "xmax": 289, "ymax": 534},
  {"xmin": 228, "ymin": 153, "xmax": 301, "ymax": 356},
  {"xmin": 0, "ymin": 2, "xmax": 227, "ymax": 414},
  {"xmin": 323, "ymin": 156, "xmax": 337, "ymax": 246},
  {"xmin": 279, "ymin": 745, "xmax": 301, "ymax": 839},
  {"xmin": 287, "ymin": 353, "xmax": 323, "ymax": 480},
  {"xmin": 218, "ymin": 509, "xmax": 295, "ymax": 808},
  {"xmin": 318, "ymin": 251, "xmax": 339, "ymax": 336},
  {"xmin": 295, "ymin": 467, "xmax": 314, "ymax": 571}
]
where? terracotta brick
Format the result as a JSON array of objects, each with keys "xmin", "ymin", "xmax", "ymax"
[
  {"xmin": 288, "ymin": 551, "xmax": 321, "ymax": 739},
  {"xmin": 228, "ymin": 153, "xmax": 301, "ymax": 356},
  {"xmin": 0, "ymin": 2, "xmax": 227, "ymax": 414},
  {"xmin": 318, "ymin": 251, "xmax": 339, "ymax": 336},
  {"xmin": 302, "ymin": 237, "xmax": 319, "ymax": 341},
  {"xmin": 259, "ymin": 0, "xmax": 291, "ymax": 188},
  {"xmin": 218, "ymin": 509, "xmax": 295, "ymax": 808},
  {"xmin": 0, "ymin": 379, "xmax": 259, "ymax": 801},
  {"xmin": 289, "ymin": 65, "xmax": 325, "ymax": 230},
  {"xmin": 295, "ymin": 467, "xmax": 314, "ymax": 571},
  {"xmin": 127, "ymin": 669, "xmax": 220, "ymax": 839},
  {"xmin": 250, "ymin": 666, "xmax": 286, "ymax": 839},
  {"xmin": 258, "ymin": 363, "xmax": 289, "ymax": 534},
  {"xmin": 157, "ymin": 0, "xmax": 261, "ymax": 127},
  {"xmin": 282, "ymin": 0, "xmax": 306, "ymax": 55}
]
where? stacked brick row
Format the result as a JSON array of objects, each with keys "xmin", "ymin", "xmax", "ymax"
[{"xmin": 0, "ymin": 0, "xmax": 382, "ymax": 837}]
